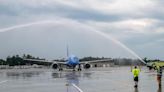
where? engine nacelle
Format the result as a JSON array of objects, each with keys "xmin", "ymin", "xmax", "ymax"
[
  {"xmin": 52, "ymin": 64, "xmax": 58, "ymax": 69},
  {"xmin": 84, "ymin": 64, "xmax": 91, "ymax": 69}
]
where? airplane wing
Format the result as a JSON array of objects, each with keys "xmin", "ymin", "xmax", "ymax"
[
  {"xmin": 23, "ymin": 58, "xmax": 68, "ymax": 70},
  {"xmin": 78, "ymin": 59, "xmax": 112, "ymax": 69},
  {"xmin": 79, "ymin": 59, "xmax": 112, "ymax": 64},
  {"xmin": 23, "ymin": 58, "xmax": 66, "ymax": 64}
]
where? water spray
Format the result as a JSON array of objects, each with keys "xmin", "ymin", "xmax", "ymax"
[{"xmin": 0, "ymin": 20, "xmax": 146, "ymax": 64}]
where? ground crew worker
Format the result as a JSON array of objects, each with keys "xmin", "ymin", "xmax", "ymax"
[
  {"xmin": 132, "ymin": 66, "xmax": 140, "ymax": 87},
  {"xmin": 156, "ymin": 66, "xmax": 162, "ymax": 87}
]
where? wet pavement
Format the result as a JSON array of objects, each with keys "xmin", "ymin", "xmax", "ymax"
[{"xmin": 0, "ymin": 67, "xmax": 163, "ymax": 92}]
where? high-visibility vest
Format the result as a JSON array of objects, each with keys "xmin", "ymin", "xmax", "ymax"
[{"xmin": 132, "ymin": 68, "xmax": 140, "ymax": 77}]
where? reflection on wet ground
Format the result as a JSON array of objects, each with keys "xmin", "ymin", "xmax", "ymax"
[
  {"xmin": 6, "ymin": 71, "xmax": 43, "ymax": 79},
  {"xmin": 0, "ymin": 67, "xmax": 163, "ymax": 92},
  {"xmin": 157, "ymin": 86, "xmax": 162, "ymax": 92},
  {"xmin": 134, "ymin": 87, "xmax": 138, "ymax": 92}
]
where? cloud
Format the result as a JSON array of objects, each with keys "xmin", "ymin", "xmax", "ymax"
[
  {"xmin": 155, "ymin": 27, "xmax": 164, "ymax": 34},
  {"xmin": 86, "ymin": 18, "xmax": 158, "ymax": 33},
  {"xmin": 85, "ymin": 18, "xmax": 164, "ymax": 40},
  {"xmin": 0, "ymin": 0, "xmax": 164, "ymax": 59},
  {"xmin": 0, "ymin": 0, "xmax": 157, "ymax": 22}
]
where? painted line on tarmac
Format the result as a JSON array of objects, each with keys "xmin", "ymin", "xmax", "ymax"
[
  {"xmin": 72, "ymin": 83, "xmax": 83, "ymax": 92},
  {"xmin": 0, "ymin": 80, "xmax": 8, "ymax": 84}
]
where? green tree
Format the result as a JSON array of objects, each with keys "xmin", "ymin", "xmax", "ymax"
[
  {"xmin": 0, "ymin": 59, "xmax": 5, "ymax": 65},
  {"xmin": 6, "ymin": 56, "xmax": 14, "ymax": 66}
]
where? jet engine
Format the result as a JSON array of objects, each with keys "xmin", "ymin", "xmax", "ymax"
[
  {"xmin": 52, "ymin": 63, "xmax": 58, "ymax": 69},
  {"xmin": 84, "ymin": 63, "xmax": 91, "ymax": 69}
]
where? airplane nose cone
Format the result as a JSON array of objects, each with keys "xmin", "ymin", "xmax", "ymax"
[{"xmin": 68, "ymin": 55, "xmax": 79, "ymax": 65}]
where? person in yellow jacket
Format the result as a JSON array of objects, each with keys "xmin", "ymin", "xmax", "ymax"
[{"xmin": 132, "ymin": 66, "xmax": 140, "ymax": 87}]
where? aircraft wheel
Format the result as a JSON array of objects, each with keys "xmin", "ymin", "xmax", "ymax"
[
  {"xmin": 78, "ymin": 68, "xmax": 82, "ymax": 71},
  {"xmin": 59, "ymin": 68, "xmax": 63, "ymax": 71}
]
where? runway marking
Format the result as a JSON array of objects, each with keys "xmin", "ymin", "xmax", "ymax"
[
  {"xmin": 72, "ymin": 83, "xmax": 83, "ymax": 92},
  {"xmin": 0, "ymin": 80, "xmax": 8, "ymax": 84}
]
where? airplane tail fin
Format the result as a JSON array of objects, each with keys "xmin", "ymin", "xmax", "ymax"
[{"xmin": 66, "ymin": 45, "xmax": 69, "ymax": 57}]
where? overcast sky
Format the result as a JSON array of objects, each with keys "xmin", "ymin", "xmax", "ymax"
[{"xmin": 0, "ymin": 0, "xmax": 164, "ymax": 60}]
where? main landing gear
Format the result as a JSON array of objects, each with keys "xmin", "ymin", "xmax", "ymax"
[
  {"xmin": 77, "ymin": 64, "xmax": 82, "ymax": 71},
  {"xmin": 58, "ymin": 64, "xmax": 63, "ymax": 71}
]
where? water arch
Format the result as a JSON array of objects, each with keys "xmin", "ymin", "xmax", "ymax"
[{"xmin": 0, "ymin": 20, "xmax": 146, "ymax": 64}]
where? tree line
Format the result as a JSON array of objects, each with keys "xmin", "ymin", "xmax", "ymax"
[{"xmin": 0, "ymin": 54, "xmax": 43, "ymax": 66}]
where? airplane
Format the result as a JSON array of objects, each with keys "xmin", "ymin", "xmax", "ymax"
[
  {"xmin": 23, "ymin": 46, "xmax": 111, "ymax": 71},
  {"xmin": 23, "ymin": 54, "xmax": 111, "ymax": 71}
]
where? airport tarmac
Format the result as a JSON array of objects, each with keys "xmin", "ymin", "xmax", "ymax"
[{"xmin": 0, "ymin": 67, "xmax": 163, "ymax": 92}]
